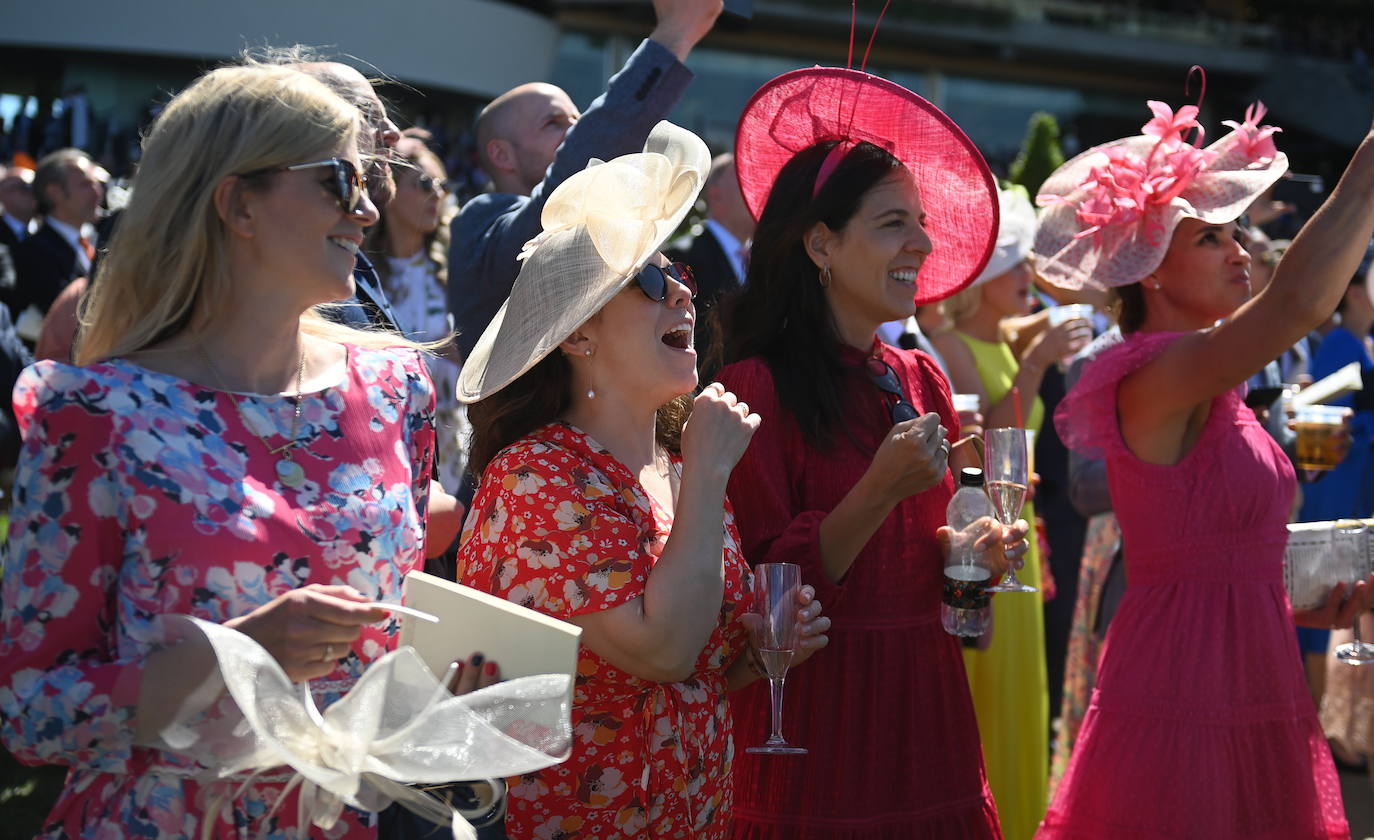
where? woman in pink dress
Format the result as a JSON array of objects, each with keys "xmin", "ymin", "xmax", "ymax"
[
  {"xmin": 0, "ymin": 66, "xmax": 474, "ymax": 839},
  {"xmin": 1034, "ymin": 97, "xmax": 1374, "ymax": 838}
]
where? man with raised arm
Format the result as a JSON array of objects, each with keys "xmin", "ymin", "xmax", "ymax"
[{"xmin": 449, "ymin": 0, "xmax": 722, "ymax": 359}]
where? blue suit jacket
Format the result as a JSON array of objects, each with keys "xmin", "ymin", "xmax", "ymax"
[
  {"xmin": 448, "ymin": 39, "xmax": 693, "ymax": 360},
  {"xmin": 331, "ymin": 251, "xmax": 403, "ymax": 333}
]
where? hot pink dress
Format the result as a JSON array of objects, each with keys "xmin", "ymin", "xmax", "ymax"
[{"xmin": 1038, "ymin": 332, "xmax": 1349, "ymax": 840}]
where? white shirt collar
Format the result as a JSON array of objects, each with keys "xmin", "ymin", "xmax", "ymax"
[
  {"xmin": 703, "ymin": 219, "xmax": 747, "ymax": 285},
  {"xmin": 45, "ymin": 217, "xmax": 90, "ymax": 272}
]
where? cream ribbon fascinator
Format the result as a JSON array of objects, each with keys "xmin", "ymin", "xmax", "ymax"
[
  {"xmin": 152, "ymin": 617, "xmax": 571, "ymax": 840},
  {"xmin": 459, "ymin": 120, "xmax": 711, "ymax": 402}
]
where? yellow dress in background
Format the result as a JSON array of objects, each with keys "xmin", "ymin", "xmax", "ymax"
[{"xmin": 953, "ymin": 330, "xmax": 1049, "ymax": 840}]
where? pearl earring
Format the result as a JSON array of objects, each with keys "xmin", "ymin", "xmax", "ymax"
[{"xmin": 584, "ymin": 347, "xmax": 595, "ymax": 399}]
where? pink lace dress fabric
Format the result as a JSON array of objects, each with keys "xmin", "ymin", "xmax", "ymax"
[{"xmin": 1038, "ymin": 332, "xmax": 1349, "ymax": 840}]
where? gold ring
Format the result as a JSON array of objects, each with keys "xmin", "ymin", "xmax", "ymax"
[{"xmin": 323, "ymin": 644, "xmax": 335, "ymax": 662}]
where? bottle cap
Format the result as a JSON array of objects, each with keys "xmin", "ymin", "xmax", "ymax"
[{"xmin": 959, "ymin": 467, "xmax": 984, "ymax": 487}]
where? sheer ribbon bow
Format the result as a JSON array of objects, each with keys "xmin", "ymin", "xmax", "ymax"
[
  {"xmin": 517, "ymin": 151, "xmax": 702, "ymax": 277},
  {"xmin": 156, "ymin": 617, "xmax": 571, "ymax": 840}
]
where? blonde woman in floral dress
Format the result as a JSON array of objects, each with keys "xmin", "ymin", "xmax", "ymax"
[{"xmin": 0, "ymin": 65, "xmax": 470, "ymax": 839}]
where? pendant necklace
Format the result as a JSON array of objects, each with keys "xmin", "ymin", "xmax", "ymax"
[{"xmin": 200, "ymin": 344, "xmax": 309, "ymax": 489}]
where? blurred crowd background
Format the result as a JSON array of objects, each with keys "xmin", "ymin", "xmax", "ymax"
[
  {"xmin": 4, "ymin": 0, "xmax": 1374, "ymax": 836},
  {"xmin": 4, "ymin": 0, "xmax": 1374, "ymax": 209}
]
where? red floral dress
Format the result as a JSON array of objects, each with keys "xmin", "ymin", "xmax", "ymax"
[{"xmin": 456, "ymin": 422, "xmax": 754, "ymax": 839}]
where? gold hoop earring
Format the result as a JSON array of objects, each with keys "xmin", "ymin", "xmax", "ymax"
[{"xmin": 819, "ymin": 266, "xmax": 832, "ymax": 288}]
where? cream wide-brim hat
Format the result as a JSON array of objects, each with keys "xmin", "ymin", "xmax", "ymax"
[{"xmin": 457, "ymin": 121, "xmax": 711, "ymax": 403}]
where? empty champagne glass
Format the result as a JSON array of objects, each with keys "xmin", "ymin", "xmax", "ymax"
[
  {"xmin": 1333, "ymin": 521, "xmax": 1374, "ymax": 665},
  {"xmin": 984, "ymin": 427, "xmax": 1037, "ymax": 594},
  {"xmin": 747, "ymin": 563, "xmax": 807, "ymax": 755}
]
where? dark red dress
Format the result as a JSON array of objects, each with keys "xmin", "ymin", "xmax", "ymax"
[{"xmin": 719, "ymin": 341, "xmax": 1002, "ymax": 839}]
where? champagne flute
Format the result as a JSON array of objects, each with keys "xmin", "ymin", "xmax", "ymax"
[
  {"xmin": 984, "ymin": 427, "xmax": 1037, "ymax": 594},
  {"xmin": 746, "ymin": 563, "xmax": 807, "ymax": 755},
  {"xmin": 1333, "ymin": 521, "xmax": 1374, "ymax": 665}
]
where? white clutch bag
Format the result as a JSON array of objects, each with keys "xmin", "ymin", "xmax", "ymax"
[
  {"xmin": 399, "ymin": 570, "xmax": 582, "ymax": 703},
  {"xmin": 1284, "ymin": 519, "xmax": 1373, "ymax": 611}
]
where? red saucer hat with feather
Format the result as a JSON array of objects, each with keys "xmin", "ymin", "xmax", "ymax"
[{"xmin": 732, "ymin": 2, "xmax": 1000, "ymax": 305}]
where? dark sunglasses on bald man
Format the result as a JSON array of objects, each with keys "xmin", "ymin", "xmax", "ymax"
[
  {"xmin": 636, "ymin": 262, "xmax": 697, "ymax": 302},
  {"xmin": 241, "ymin": 158, "xmax": 366, "ymax": 215}
]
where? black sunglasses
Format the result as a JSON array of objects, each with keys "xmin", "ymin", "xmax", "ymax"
[
  {"xmin": 865, "ymin": 357, "xmax": 919, "ymax": 424},
  {"xmin": 242, "ymin": 158, "xmax": 366, "ymax": 215},
  {"xmin": 412, "ymin": 172, "xmax": 447, "ymax": 195},
  {"xmin": 636, "ymin": 262, "xmax": 697, "ymax": 302}
]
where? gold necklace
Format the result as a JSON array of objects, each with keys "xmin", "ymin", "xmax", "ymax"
[{"xmin": 200, "ymin": 344, "xmax": 309, "ymax": 489}]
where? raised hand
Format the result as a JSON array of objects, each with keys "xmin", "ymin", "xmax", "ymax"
[
  {"xmin": 650, "ymin": 0, "xmax": 724, "ymax": 61},
  {"xmin": 1027, "ymin": 317, "xmax": 1092, "ymax": 371},
  {"xmin": 681, "ymin": 382, "xmax": 761, "ymax": 480}
]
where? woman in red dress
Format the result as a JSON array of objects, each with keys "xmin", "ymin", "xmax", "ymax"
[
  {"xmin": 454, "ymin": 121, "xmax": 830, "ymax": 839},
  {"xmin": 717, "ymin": 69, "xmax": 1029, "ymax": 838}
]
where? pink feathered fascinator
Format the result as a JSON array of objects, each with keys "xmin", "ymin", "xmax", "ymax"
[{"xmin": 1034, "ymin": 93, "xmax": 1288, "ymax": 290}]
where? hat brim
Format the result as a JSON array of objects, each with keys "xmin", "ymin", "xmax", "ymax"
[
  {"xmin": 458, "ymin": 121, "xmax": 712, "ymax": 403},
  {"xmin": 1035, "ymin": 132, "xmax": 1288, "ymax": 290},
  {"xmin": 735, "ymin": 67, "xmax": 999, "ymax": 305}
]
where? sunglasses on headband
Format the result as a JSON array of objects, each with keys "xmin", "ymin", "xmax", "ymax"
[
  {"xmin": 241, "ymin": 158, "xmax": 367, "ymax": 215},
  {"xmin": 636, "ymin": 262, "xmax": 697, "ymax": 302}
]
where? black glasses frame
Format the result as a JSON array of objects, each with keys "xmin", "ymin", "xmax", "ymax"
[
  {"xmin": 242, "ymin": 158, "xmax": 366, "ymax": 215},
  {"xmin": 636, "ymin": 262, "xmax": 697, "ymax": 302},
  {"xmin": 414, "ymin": 172, "xmax": 446, "ymax": 195},
  {"xmin": 865, "ymin": 357, "xmax": 919, "ymax": 424}
]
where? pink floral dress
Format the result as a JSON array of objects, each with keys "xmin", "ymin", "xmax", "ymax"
[
  {"xmin": 0, "ymin": 345, "xmax": 435, "ymax": 839},
  {"xmin": 457, "ymin": 423, "xmax": 754, "ymax": 839}
]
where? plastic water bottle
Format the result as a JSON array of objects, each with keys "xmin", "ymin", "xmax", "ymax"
[{"xmin": 942, "ymin": 467, "xmax": 996, "ymax": 638}]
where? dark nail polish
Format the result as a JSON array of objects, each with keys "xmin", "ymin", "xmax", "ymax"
[{"xmin": 470, "ymin": 652, "xmax": 485, "ymax": 668}]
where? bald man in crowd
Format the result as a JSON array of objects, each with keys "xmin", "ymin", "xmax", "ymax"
[{"xmin": 449, "ymin": 0, "xmax": 722, "ymax": 359}]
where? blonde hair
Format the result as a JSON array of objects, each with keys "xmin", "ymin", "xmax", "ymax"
[
  {"xmin": 78, "ymin": 65, "xmax": 415, "ymax": 364},
  {"xmin": 940, "ymin": 282, "xmax": 984, "ymax": 324}
]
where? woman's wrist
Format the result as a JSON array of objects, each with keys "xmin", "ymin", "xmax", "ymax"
[
  {"xmin": 848, "ymin": 470, "xmax": 898, "ymax": 518},
  {"xmin": 726, "ymin": 642, "xmax": 767, "ymax": 690},
  {"xmin": 678, "ymin": 460, "xmax": 732, "ymax": 495}
]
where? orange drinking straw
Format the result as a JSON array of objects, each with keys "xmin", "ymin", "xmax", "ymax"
[{"xmin": 1012, "ymin": 385, "xmax": 1024, "ymax": 428}]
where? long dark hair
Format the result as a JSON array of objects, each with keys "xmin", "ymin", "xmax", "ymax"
[
  {"xmin": 467, "ymin": 343, "xmax": 693, "ymax": 477},
  {"xmin": 721, "ymin": 140, "xmax": 903, "ymax": 449},
  {"xmin": 1110, "ymin": 282, "xmax": 1146, "ymax": 334}
]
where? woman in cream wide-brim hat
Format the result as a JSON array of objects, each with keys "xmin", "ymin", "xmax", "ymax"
[
  {"xmin": 455, "ymin": 121, "xmax": 831, "ymax": 839},
  {"xmin": 1036, "ymin": 97, "xmax": 1374, "ymax": 839}
]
